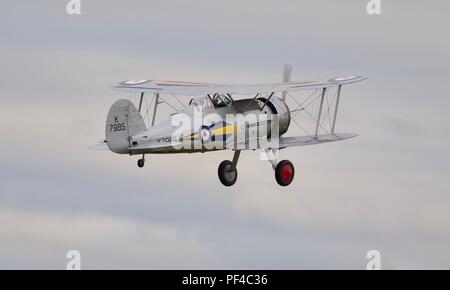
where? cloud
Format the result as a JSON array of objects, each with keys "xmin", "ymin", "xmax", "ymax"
[
  {"xmin": 384, "ymin": 118, "xmax": 421, "ymax": 137},
  {"xmin": 0, "ymin": 209, "xmax": 220, "ymax": 269}
]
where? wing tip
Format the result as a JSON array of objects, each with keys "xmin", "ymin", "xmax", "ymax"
[{"xmin": 329, "ymin": 75, "xmax": 367, "ymax": 85}]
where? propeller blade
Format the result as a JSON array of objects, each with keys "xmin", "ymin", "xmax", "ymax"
[
  {"xmin": 282, "ymin": 64, "xmax": 292, "ymax": 101},
  {"xmin": 283, "ymin": 64, "xmax": 292, "ymax": 83}
]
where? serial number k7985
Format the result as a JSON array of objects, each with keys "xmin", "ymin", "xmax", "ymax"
[{"xmin": 109, "ymin": 123, "xmax": 126, "ymax": 132}]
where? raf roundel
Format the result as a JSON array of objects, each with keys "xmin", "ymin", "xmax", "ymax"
[
  {"xmin": 200, "ymin": 127, "xmax": 211, "ymax": 143},
  {"xmin": 123, "ymin": 80, "xmax": 149, "ymax": 85}
]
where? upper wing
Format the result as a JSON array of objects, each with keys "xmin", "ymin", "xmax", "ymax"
[{"xmin": 112, "ymin": 76, "xmax": 367, "ymax": 96}]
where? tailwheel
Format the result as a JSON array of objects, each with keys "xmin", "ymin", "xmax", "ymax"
[
  {"xmin": 218, "ymin": 160, "xmax": 238, "ymax": 186},
  {"xmin": 275, "ymin": 160, "xmax": 295, "ymax": 186},
  {"xmin": 137, "ymin": 158, "xmax": 145, "ymax": 168}
]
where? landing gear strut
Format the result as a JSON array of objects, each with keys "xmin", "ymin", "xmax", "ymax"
[
  {"xmin": 137, "ymin": 155, "xmax": 145, "ymax": 168},
  {"xmin": 218, "ymin": 150, "xmax": 240, "ymax": 186}
]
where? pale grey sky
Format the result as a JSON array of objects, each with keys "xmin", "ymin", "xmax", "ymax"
[{"xmin": 1, "ymin": 0, "xmax": 450, "ymax": 269}]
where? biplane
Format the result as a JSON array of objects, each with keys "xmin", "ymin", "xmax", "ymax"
[{"xmin": 91, "ymin": 66, "xmax": 366, "ymax": 186}]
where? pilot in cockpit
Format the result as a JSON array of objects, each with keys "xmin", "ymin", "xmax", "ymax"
[{"xmin": 210, "ymin": 93, "xmax": 233, "ymax": 107}]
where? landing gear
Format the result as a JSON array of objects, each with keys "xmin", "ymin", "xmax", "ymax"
[
  {"xmin": 137, "ymin": 155, "xmax": 145, "ymax": 168},
  {"xmin": 275, "ymin": 160, "xmax": 295, "ymax": 186},
  {"xmin": 265, "ymin": 149, "xmax": 295, "ymax": 186},
  {"xmin": 218, "ymin": 160, "xmax": 237, "ymax": 186},
  {"xmin": 218, "ymin": 150, "xmax": 240, "ymax": 186}
]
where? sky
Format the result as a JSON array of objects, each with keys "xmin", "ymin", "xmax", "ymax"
[{"xmin": 0, "ymin": 0, "xmax": 450, "ymax": 269}]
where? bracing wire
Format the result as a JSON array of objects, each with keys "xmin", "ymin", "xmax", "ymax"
[{"xmin": 288, "ymin": 89, "xmax": 330, "ymax": 135}]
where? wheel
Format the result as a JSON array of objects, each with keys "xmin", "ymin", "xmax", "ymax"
[
  {"xmin": 218, "ymin": 160, "xmax": 238, "ymax": 186},
  {"xmin": 275, "ymin": 160, "xmax": 295, "ymax": 186},
  {"xmin": 137, "ymin": 158, "xmax": 145, "ymax": 168}
]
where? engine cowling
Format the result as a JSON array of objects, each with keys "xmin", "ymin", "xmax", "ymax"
[{"xmin": 258, "ymin": 96, "xmax": 291, "ymax": 136}]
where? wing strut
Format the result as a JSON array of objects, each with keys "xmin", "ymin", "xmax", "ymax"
[
  {"xmin": 137, "ymin": 92, "xmax": 146, "ymax": 163},
  {"xmin": 138, "ymin": 92, "xmax": 144, "ymax": 112},
  {"xmin": 314, "ymin": 88, "xmax": 326, "ymax": 138},
  {"xmin": 260, "ymin": 92, "xmax": 275, "ymax": 110},
  {"xmin": 242, "ymin": 93, "xmax": 260, "ymax": 112},
  {"xmin": 331, "ymin": 85, "xmax": 342, "ymax": 134},
  {"xmin": 151, "ymin": 93, "xmax": 160, "ymax": 126}
]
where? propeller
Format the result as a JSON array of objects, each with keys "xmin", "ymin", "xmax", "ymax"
[{"xmin": 281, "ymin": 64, "xmax": 292, "ymax": 101}]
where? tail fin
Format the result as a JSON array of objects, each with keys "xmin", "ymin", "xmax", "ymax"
[{"xmin": 105, "ymin": 99, "xmax": 146, "ymax": 154}]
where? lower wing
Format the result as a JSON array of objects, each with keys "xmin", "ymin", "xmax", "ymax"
[
  {"xmin": 235, "ymin": 133, "xmax": 357, "ymax": 150},
  {"xmin": 278, "ymin": 133, "xmax": 357, "ymax": 148}
]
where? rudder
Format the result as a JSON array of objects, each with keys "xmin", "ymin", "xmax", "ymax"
[{"xmin": 105, "ymin": 99, "xmax": 146, "ymax": 154}]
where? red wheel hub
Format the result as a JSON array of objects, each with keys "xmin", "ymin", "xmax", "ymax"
[{"xmin": 280, "ymin": 164, "xmax": 294, "ymax": 183}]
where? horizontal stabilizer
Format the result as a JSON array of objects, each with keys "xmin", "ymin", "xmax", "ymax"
[
  {"xmin": 128, "ymin": 141, "xmax": 180, "ymax": 151},
  {"xmin": 89, "ymin": 140, "xmax": 109, "ymax": 150}
]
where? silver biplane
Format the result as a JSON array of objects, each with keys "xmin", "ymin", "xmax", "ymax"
[{"xmin": 92, "ymin": 66, "xmax": 366, "ymax": 186}]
